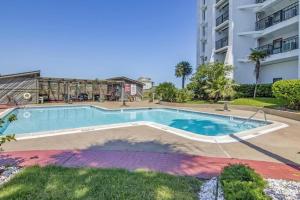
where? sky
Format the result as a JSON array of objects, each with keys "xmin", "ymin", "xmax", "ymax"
[{"xmin": 0, "ymin": 0, "xmax": 197, "ymax": 87}]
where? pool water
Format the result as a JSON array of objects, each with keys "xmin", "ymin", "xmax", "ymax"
[{"xmin": 0, "ymin": 106, "xmax": 269, "ymax": 136}]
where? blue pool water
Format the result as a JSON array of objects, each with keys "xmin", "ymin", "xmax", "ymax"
[{"xmin": 0, "ymin": 106, "xmax": 269, "ymax": 136}]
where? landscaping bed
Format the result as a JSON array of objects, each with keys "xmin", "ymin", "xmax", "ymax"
[
  {"xmin": 0, "ymin": 164, "xmax": 299, "ymax": 200},
  {"xmin": 0, "ymin": 166, "xmax": 202, "ymax": 200},
  {"xmin": 186, "ymin": 97, "xmax": 286, "ymax": 108},
  {"xmin": 198, "ymin": 164, "xmax": 300, "ymax": 200}
]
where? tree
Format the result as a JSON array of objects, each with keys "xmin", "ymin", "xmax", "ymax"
[
  {"xmin": 0, "ymin": 114, "xmax": 17, "ymax": 148},
  {"xmin": 175, "ymin": 89, "xmax": 193, "ymax": 103},
  {"xmin": 175, "ymin": 61, "xmax": 193, "ymax": 89},
  {"xmin": 188, "ymin": 62, "xmax": 236, "ymax": 102},
  {"xmin": 248, "ymin": 49, "xmax": 268, "ymax": 98},
  {"xmin": 155, "ymin": 82, "xmax": 177, "ymax": 102}
]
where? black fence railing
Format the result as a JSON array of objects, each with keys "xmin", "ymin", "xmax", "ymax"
[
  {"xmin": 256, "ymin": 2, "xmax": 299, "ymax": 30},
  {"xmin": 216, "ymin": 11, "xmax": 229, "ymax": 26},
  {"xmin": 215, "ymin": 37, "xmax": 228, "ymax": 50},
  {"xmin": 256, "ymin": 35, "xmax": 299, "ymax": 55},
  {"xmin": 256, "ymin": 0, "xmax": 266, "ymax": 3}
]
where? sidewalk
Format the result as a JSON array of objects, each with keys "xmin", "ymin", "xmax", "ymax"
[{"xmin": 1, "ymin": 150, "xmax": 299, "ymax": 181}]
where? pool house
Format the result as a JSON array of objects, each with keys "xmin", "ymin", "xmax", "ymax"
[{"xmin": 0, "ymin": 70, "xmax": 144, "ymax": 105}]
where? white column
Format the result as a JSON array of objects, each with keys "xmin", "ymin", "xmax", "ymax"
[
  {"xmin": 298, "ymin": 0, "xmax": 300, "ymax": 79},
  {"xmin": 210, "ymin": 1, "xmax": 216, "ymax": 63}
]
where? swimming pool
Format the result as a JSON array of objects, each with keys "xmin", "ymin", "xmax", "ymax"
[{"xmin": 0, "ymin": 106, "xmax": 272, "ymax": 139}]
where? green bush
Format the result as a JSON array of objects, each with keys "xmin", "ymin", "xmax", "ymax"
[
  {"xmin": 155, "ymin": 82, "xmax": 177, "ymax": 102},
  {"xmin": 176, "ymin": 89, "xmax": 193, "ymax": 103},
  {"xmin": 188, "ymin": 62, "xmax": 235, "ymax": 101},
  {"xmin": 272, "ymin": 80, "xmax": 300, "ymax": 110},
  {"xmin": 234, "ymin": 84, "xmax": 273, "ymax": 98},
  {"xmin": 220, "ymin": 164, "xmax": 270, "ymax": 200}
]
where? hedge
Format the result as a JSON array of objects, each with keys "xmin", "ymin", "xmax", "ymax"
[
  {"xmin": 272, "ymin": 80, "xmax": 300, "ymax": 110},
  {"xmin": 234, "ymin": 84, "xmax": 273, "ymax": 98},
  {"xmin": 220, "ymin": 164, "xmax": 270, "ymax": 200}
]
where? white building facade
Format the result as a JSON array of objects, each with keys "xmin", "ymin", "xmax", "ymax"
[
  {"xmin": 137, "ymin": 77, "xmax": 154, "ymax": 90},
  {"xmin": 197, "ymin": 0, "xmax": 300, "ymax": 84}
]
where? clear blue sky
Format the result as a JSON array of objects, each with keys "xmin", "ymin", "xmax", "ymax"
[{"xmin": 0, "ymin": 0, "xmax": 197, "ymax": 87}]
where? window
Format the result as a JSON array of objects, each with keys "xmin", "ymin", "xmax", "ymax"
[
  {"xmin": 202, "ymin": 42, "xmax": 206, "ymax": 52},
  {"xmin": 273, "ymin": 78, "xmax": 282, "ymax": 83},
  {"xmin": 203, "ymin": 0, "xmax": 206, "ymax": 5},
  {"xmin": 202, "ymin": 27, "xmax": 206, "ymax": 37},
  {"xmin": 202, "ymin": 10, "xmax": 206, "ymax": 20},
  {"xmin": 201, "ymin": 56, "xmax": 205, "ymax": 64},
  {"xmin": 273, "ymin": 38, "xmax": 282, "ymax": 54}
]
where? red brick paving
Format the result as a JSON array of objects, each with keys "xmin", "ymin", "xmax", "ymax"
[
  {"xmin": 1, "ymin": 150, "xmax": 299, "ymax": 181},
  {"xmin": 0, "ymin": 105, "xmax": 14, "ymax": 109}
]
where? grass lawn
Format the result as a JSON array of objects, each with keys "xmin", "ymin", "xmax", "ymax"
[
  {"xmin": 186, "ymin": 100, "xmax": 210, "ymax": 104},
  {"xmin": 231, "ymin": 97, "xmax": 286, "ymax": 108},
  {"xmin": 187, "ymin": 98, "xmax": 286, "ymax": 108},
  {"xmin": 0, "ymin": 166, "xmax": 202, "ymax": 200}
]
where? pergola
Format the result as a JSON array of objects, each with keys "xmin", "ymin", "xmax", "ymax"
[{"xmin": 38, "ymin": 77, "xmax": 125, "ymax": 102}]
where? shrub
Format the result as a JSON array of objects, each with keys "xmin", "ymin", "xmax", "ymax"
[
  {"xmin": 234, "ymin": 84, "xmax": 273, "ymax": 98},
  {"xmin": 188, "ymin": 62, "xmax": 235, "ymax": 101},
  {"xmin": 155, "ymin": 82, "xmax": 177, "ymax": 102},
  {"xmin": 0, "ymin": 114, "xmax": 17, "ymax": 148},
  {"xmin": 176, "ymin": 89, "xmax": 193, "ymax": 103},
  {"xmin": 220, "ymin": 164, "xmax": 270, "ymax": 200},
  {"xmin": 272, "ymin": 80, "xmax": 300, "ymax": 110}
]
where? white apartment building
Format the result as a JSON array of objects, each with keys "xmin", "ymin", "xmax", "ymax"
[
  {"xmin": 138, "ymin": 77, "xmax": 154, "ymax": 90},
  {"xmin": 197, "ymin": 0, "xmax": 300, "ymax": 84}
]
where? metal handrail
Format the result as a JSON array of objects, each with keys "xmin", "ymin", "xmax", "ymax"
[
  {"xmin": 256, "ymin": 0, "xmax": 266, "ymax": 3},
  {"xmin": 255, "ymin": 2, "xmax": 299, "ymax": 30},
  {"xmin": 256, "ymin": 35, "xmax": 299, "ymax": 55},
  {"xmin": 215, "ymin": 37, "xmax": 228, "ymax": 49},
  {"xmin": 216, "ymin": 11, "xmax": 229, "ymax": 26},
  {"xmin": 240, "ymin": 109, "xmax": 267, "ymax": 125}
]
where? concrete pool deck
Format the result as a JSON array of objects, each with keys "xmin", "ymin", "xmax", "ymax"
[{"xmin": 1, "ymin": 101, "xmax": 300, "ymax": 180}]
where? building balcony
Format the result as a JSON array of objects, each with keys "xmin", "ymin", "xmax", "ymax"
[
  {"xmin": 238, "ymin": 0, "xmax": 286, "ymax": 11},
  {"xmin": 215, "ymin": 37, "xmax": 228, "ymax": 52},
  {"xmin": 256, "ymin": 0, "xmax": 266, "ymax": 3},
  {"xmin": 215, "ymin": 0, "xmax": 228, "ymax": 8},
  {"xmin": 216, "ymin": 11, "xmax": 229, "ymax": 27},
  {"xmin": 256, "ymin": 35, "xmax": 299, "ymax": 56},
  {"xmin": 237, "ymin": 35, "xmax": 299, "ymax": 65},
  {"xmin": 255, "ymin": 2, "xmax": 298, "ymax": 31},
  {"xmin": 239, "ymin": 6, "xmax": 298, "ymax": 38}
]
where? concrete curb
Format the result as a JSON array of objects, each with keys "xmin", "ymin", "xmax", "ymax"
[{"xmin": 159, "ymin": 102, "xmax": 300, "ymax": 121}]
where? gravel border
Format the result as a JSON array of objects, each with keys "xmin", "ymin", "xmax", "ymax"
[
  {"xmin": 265, "ymin": 179, "xmax": 300, "ymax": 200},
  {"xmin": 0, "ymin": 165, "xmax": 21, "ymax": 185},
  {"xmin": 198, "ymin": 177, "xmax": 224, "ymax": 200},
  {"xmin": 199, "ymin": 177, "xmax": 300, "ymax": 200}
]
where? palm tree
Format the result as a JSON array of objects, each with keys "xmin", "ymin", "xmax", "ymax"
[
  {"xmin": 248, "ymin": 49, "xmax": 268, "ymax": 98},
  {"xmin": 175, "ymin": 61, "xmax": 193, "ymax": 89},
  {"xmin": 0, "ymin": 114, "xmax": 17, "ymax": 148}
]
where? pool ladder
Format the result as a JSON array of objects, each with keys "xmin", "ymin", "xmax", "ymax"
[{"xmin": 240, "ymin": 109, "xmax": 267, "ymax": 126}]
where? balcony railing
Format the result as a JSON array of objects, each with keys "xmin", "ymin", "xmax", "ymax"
[
  {"xmin": 256, "ymin": 0, "xmax": 266, "ymax": 3},
  {"xmin": 215, "ymin": 37, "xmax": 228, "ymax": 50},
  {"xmin": 216, "ymin": 11, "xmax": 229, "ymax": 26},
  {"xmin": 255, "ymin": 2, "xmax": 299, "ymax": 31},
  {"xmin": 256, "ymin": 35, "xmax": 299, "ymax": 55}
]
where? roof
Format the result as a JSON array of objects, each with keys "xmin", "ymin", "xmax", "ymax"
[
  {"xmin": 0, "ymin": 71, "xmax": 144, "ymax": 86},
  {"xmin": 138, "ymin": 77, "xmax": 153, "ymax": 82},
  {"xmin": 106, "ymin": 76, "xmax": 144, "ymax": 86},
  {"xmin": 0, "ymin": 70, "xmax": 41, "ymax": 79},
  {"xmin": 39, "ymin": 77, "xmax": 122, "ymax": 84}
]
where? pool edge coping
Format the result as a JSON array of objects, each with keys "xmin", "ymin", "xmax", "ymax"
[{"xmin": 0, "ymin": 105, "xmax": 289, "ymax": 143}]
